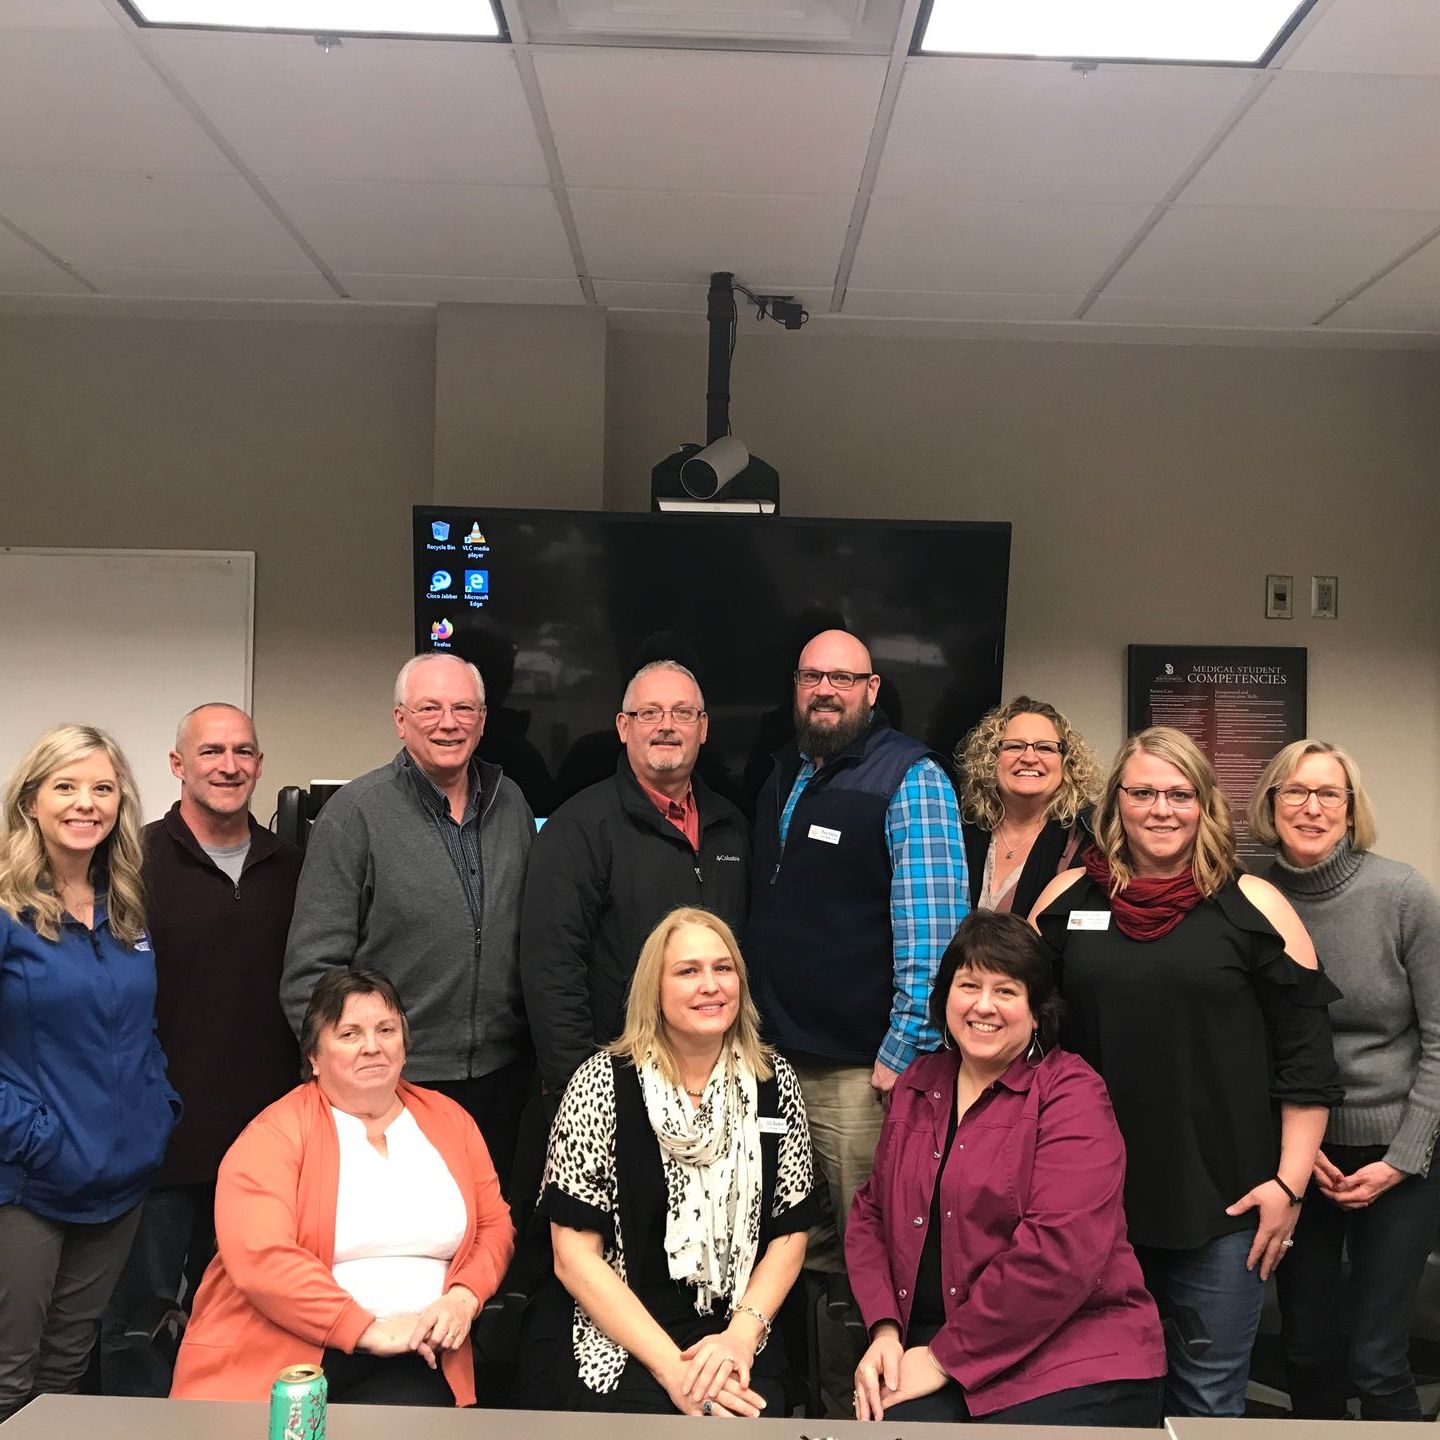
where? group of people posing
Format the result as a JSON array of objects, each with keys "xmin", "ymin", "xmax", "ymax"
[{"xmin": 0, "ymin": 628, "xmax": 1435, "ymax": 1427}]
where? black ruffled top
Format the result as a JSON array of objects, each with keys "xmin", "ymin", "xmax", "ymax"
[{"xmin": 1036, "ymin": 875, "xmax": 1342, "ymax": 1250}]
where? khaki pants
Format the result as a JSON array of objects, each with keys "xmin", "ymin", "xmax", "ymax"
[{"xmin": 791, "ymin": 1060, "xmax": 886, "ymax": 1418}]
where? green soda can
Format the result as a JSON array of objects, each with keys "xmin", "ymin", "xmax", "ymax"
[{"xmin": 269, "ymin": 1363, "xmax": 327, "ymax": 1440}]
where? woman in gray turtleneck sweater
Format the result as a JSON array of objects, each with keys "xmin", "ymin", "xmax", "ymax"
[{"xmin": 1250, "ymin": 740, "xmax": 1440, "ymax": 1422}]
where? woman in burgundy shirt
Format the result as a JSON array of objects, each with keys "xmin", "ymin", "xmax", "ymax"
[{"xmin": 846, "ymin": 911, "xmax": 1165, "ymax": 1425}]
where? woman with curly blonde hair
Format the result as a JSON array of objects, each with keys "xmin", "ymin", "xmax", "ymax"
[
  {"xmin": 1028, "ymin": 726, "xmax": 1341, "ymax": 1420},
  {"xmin": 956, "ymin": 696, "xmax": 1100, "ymax": 917},
  {"xmin": 0, "ymin": 725, "xmax": 178, "ymax": 1421}
]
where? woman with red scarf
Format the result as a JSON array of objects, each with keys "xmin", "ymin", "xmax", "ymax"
[{"xmin": 1030, "ymin": 726, "xmax": 1342, "ymax": 1420}]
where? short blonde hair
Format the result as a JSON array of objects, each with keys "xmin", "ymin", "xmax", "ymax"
[
  {"xmin": 0, "ymin": 725, "xmax": 147, "ymax": 945},
  {"xmin": 1248, "ymin": 739, "xmax": 1377, "ymax": 853},
  {"xmin": 610, "ymin": 907, "xmax": 772, "ymax": 1086},
  {"xmin": 1093, "ymin": 726, "xmax": 1236, "ymax": 898},
  {"xmin": 956, "ymin": 695, "xmax": 1100, "ymax": 831}
]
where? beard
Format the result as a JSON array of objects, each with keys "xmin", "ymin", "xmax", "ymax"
[{"xmin": 794, "ymin": 698, "xmax": 871, "ymax": 759}]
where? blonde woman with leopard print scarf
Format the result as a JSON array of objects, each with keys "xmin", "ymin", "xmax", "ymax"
[{"xmin": 526, "ymin": 907, "xmax": 818, "ymax": 1417}]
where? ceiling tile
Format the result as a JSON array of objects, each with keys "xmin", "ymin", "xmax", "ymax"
[
  {"xmin": 149, "ymin": 33, "xmax": 549, "ymax": 186},
  {"xmin": 536, "ymin": 49, "xmax": 886, "ymax": 194},
  {"xmin": 84, "ymin": 267, "xmax": 338, "ymax": 300},
  {"xmin": 1084, "ymin": 294, "xmax": 1327, "ymax": 328},
  {"xmin": 342, "ymin": 274, "xmax": 585, "ymax": 303},
  {"xmin": 592, "ymin": 279, "xmax": 831, "ymax": 312},
  {"xmin": 876, "ymin": 59, "xmax": 1258, "ymax": 203},
  {"xmin": 1286, "ymin": 0, "xmax": 1440, "ymax": 76},
  {"xmin": 0, "ymin": 171, "xmax": 314, "ymax": 269},
  {"xmin": 842, "ymin": 288, "xmax": 1082, "ymax": 320},
  {"xmin": 0, "ymin": 1, "xmax": 119, "ymax": 29},
  {"xmin": 1183, "ymin": 71, "xmax": 1440, "ymax": 210},
  {"xmin": 1322, "ymin": 298, "xmax": 1440, "ymax": 331},
  {"xmin": 1357, "ymin": 231, "xmax": 1440, "ymax": 302},
  {"xmin": 850, "ymin": 197, "xmax": 1151, "ymax": 292},
  {"xmin": 1106, "ymin": 204, "xmax": 1439, "ymax": 301},
  {"xmin": 265, "ymin": 178, "xmax": 576, "ymax": 277},
  {"xmin": 572, "ymin": 188, "xmax": 851, "ymax": 285},
  {"xmin": 0, "ymin": 265, "xmax": 90, "ymax": 295},
  {"xmin": 0, "ymin": 30, "xmax": 230, "ymax": 174}
]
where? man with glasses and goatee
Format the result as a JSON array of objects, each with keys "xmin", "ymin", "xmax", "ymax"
[
  {"xmin": 746, "ymin": 629, "xmax": 967, "ymax": 1359},
  {"xmin": 281, "ymin": 652, "xmax": 534, "ymax": 1191},
  {"xmin": 520, "ymin": 660, "xmax": 749, "ymax": 1108}
]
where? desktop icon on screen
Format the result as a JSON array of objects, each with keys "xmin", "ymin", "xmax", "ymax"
[
  {"xmin": 465, "ymin": 569, "xmax": 489, "ymax": 596},
  {"xmin": 430, "ymin": 618, "xmax": 454, "ymax": 641},
  {"xmin": 431, "ymin": 521, "xmax": 451, "ymax": 542},
  {"xmin": 465, "ymin": 523, "xmax": 486, "ymax": 546},
  {"xmin": 429, "ymin": 569, "xmax": 453, "ymax": 592}
]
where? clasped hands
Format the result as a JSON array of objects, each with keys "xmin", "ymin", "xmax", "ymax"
[
  {"xmin": 357, "ymin": 1284, "xmax": 480, "ymax": 1370},
  {"xmin": 853, "ymin": 1322, "xmax": 946, "ymax": 1420},
  {"xmin": 1312, "ymin": 1153, "xmax": 1404, "ymax": 1210},
  {"xmin": 661, "ymin": 1321, "xmax": 768, "ymax": 1417}
]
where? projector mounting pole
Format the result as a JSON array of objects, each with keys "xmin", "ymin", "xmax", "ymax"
[{"xmin": 705, "ymin": 271, "xmax": 733, "ymax": 445}]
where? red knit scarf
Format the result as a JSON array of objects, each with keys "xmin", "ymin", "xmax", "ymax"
[{"xmin": 1082, "ymin": 848, "xmax": 1204, "ymax": 941}]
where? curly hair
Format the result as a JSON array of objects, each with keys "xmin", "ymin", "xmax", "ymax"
[
  {"xmin": 611, "ymin": 906, "xmax": 772, "ymax": 1086},
  {"xmin": 1092, "ymin": 726, "xmax": 1237, "ymax": 898},
  {"xmin": 0, "ymin": 725, "xmax": 147, "ymax": 945},
  {"xmin": 956, "ymin": 695, "xmax": 1101, "ymax": 831}
]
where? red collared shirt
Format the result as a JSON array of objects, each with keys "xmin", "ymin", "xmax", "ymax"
[{"xmin": 635, "ymin": 776, "xmax": 700, "ymax": 852}]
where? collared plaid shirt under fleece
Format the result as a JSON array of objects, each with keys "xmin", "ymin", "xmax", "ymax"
[{"xmin": 779, "ymin": 753, "xmax": 969, "ymax": 1074}]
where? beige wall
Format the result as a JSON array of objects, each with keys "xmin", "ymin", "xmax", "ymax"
[{"xmin": 4, "ymin": 305, "xmax": 1438, "ymax": 879}]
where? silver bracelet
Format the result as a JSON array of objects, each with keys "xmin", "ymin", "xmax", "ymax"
[{"xmin": 732, "ymin": 1302, "xmax": 771, "ymax": 1353}]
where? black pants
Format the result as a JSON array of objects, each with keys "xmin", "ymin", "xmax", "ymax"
[
  {"xmin": 1276, "ymin": 1141, "xmax": 1440, "ymax": 1422},
  {"xmin": 427, "ymin": 1056, "xmax": 531, "ymax": 1200},
  {"xmin": 885, "ymin": 1376, "xmax": 1163, "ymax": 1426},
  {"xmin": 320, "ymin": 1348, "xmax": 454, "ymax": 1406}
]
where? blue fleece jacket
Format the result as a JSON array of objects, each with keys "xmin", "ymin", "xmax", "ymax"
[{"xmin": 0, "ymin": 900, "xmax": 179, "ymax": 1223}]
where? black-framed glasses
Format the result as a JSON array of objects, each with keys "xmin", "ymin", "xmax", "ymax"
[
  {"xmin": 1118, "ymin": 784, "xmax": 1198, "ymax": 810},
  {"xmin": 1272, "ymin": 784, "xmax": 1351, "ymax": 810},
  {"xmin": 622, "ymin": 705, "xmax": 704, "ymax": 726},
  {"xmin": 794, "ymin": 668, "xmax": 873, "ymax": 691},
  {"xmin": 998, "ymin": 739, "xmax": 1066, "ymax": 757}
]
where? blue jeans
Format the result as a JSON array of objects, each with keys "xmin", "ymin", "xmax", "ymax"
[
  {"xmin": 1135, "ymin": 1229, "xmax": 1265, "ymax": 1418},
  {"xmin": 97, "ymin": 1184, "xmax": 214, "ymax": 1397},
  {"xmin": 1275, "ymin": 1143, "xmax": 1440, "ymax": 1421}
]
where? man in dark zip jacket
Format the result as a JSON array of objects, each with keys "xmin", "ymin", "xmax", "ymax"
[
  {"xmin": 100, "ymin": 703, "xmax": 300, "ymax": 1397},
  {"xmin": 520, "ymin": 661, "xmax": 749, "ymax": 1102}
]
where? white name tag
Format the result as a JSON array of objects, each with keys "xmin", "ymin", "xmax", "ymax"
[
  {"xmin": 757, "ymin": 1117, "xmax": 788, "ymax": 1135},
  {"xmin": 808, "ymin": 824, "xmax": 842, "ymax": 845},
  {"xmin": 1068, "ymin": 911, "xmax": 1112, "ymax": 931}
]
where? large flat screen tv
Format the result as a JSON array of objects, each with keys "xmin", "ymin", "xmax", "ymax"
[{"xmin": 413, "ymin": 507, "xmax": 1010, "ymax": 818}]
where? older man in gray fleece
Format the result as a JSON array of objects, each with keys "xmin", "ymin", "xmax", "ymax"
[{"xmin": 281, "ymin": 652, "xmax": 534, "ymax": 1190}]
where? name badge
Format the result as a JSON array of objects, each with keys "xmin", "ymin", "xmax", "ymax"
[
  {"xmin": 757, "ymin": 1117, "xmax": 788, "ymax": 1135},
  {"xmin": 1068, "ymin": 911, "xmax": 1111, "ymax": 931},
  {"xmin": 807, "ymin": 824, "xmax": 842, "ymax": 845}
]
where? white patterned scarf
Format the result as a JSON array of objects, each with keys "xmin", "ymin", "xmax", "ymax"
[{"xmin": 637, "ymin": 1043, "xmax": 764, "ymax": 1315}]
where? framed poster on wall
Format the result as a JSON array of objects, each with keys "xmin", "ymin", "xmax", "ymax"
[{"xmin": 1126, "ymin": 645, "xmax": 1307, "ymax": 867}]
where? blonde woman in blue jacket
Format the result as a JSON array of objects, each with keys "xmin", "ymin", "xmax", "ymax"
[{"xmin": 0, "ymin": 725, "xmax": 179, "ymax": 1421}]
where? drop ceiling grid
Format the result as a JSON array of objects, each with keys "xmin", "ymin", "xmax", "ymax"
[
  {"xmin": 1285, "ymin": 0, "xmax": 1440, "ymax": 75},
  {"xmin": 145, "ymin": 32, "xmax": 551, "ymax": 187},
  {"xmin": 872, "ymin": 59, "xmax": 1260, "ymax": 205}
]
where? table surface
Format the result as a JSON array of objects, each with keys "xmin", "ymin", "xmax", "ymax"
[
  {"xmin": 0, "ymin": 1394, "xmax": 1164, "ymax": 1439},
  {"xmin": 6, "ymin": 1396, "xmax": 1438, "ymax": 1438}
]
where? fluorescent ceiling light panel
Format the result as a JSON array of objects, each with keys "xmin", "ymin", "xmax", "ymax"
[
  {"xmin": 128, "ymin": 0, "xmax": 501, "ymax": 38},
  {"xmin": 917, "ymin": 1, "xmax": 1313, "ymax": 64}
]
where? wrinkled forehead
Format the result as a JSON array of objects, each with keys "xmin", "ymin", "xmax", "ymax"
[
  {"xmin": 181, "ymin": 706, "xmax": 257, "ymax": 752},
  {"xmin": 403, "ymin": 657, "xmax": 482, "ymax": 706},
  {"xmin": 797, "ymin": 633, "xmax": 871, "ymax": 674},
  {"xmin": 628, "ymin": 670, "xmax": 702, "ymax": 709}
]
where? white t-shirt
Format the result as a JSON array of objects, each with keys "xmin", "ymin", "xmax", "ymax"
[{"xmin": 330, "ymin": 1106, "xmax": 467, "ymax": 1318}]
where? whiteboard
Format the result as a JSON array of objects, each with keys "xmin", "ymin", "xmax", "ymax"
[{"xmin": 0, "ymin": 548, "xmax": 254, "ymax": 823}]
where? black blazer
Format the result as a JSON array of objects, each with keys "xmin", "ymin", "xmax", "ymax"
[{"xmin": 962, "ymin": 811, "xmax": 1095, "ymax": 921}]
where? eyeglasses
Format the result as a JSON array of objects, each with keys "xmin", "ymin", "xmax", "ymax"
[
  {"xmin": 794, "ymin": 669, "xmax": 873, "ymax": 691},
  {"xmin": 1273, "ymin": 784, "xmax": 1351, "ymax": 810},
  {"xmin": 999, "ymin": 740, "xmax": 1066, "ymax": 757},
  {"xmin": 403, "ymin": 702, "xmax": 483, "ymax": 727},
  {"xmin": 1117, "ymin": 784, "xmax": 1198, "ymax": 810},
  {"xmin": 622, "ymin": 705, "xmax": 704, "ymax": 726}
]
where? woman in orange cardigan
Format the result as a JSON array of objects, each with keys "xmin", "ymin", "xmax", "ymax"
[{"xmin": 171, "ymin": 969, "xmax": 514, "ymax": 1406}]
